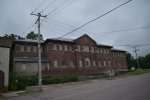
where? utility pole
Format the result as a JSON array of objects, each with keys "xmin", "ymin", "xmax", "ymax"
[
  {"xmin": 31, "ymin": 12, "xmax": 47, "ymax": 92},
  {"xmin": 132, "ymin": 46, "xmax": 140, "ymax": 69}
]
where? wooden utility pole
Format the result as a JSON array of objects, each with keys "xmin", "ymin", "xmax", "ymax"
[{"xmin": 31, "ymin": 12, "xmax": 47, "ymax": 91}]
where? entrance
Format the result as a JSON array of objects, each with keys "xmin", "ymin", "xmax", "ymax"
[{"xmin": 0, "ymin": 70, "xmax": 4, "ymax": 90}]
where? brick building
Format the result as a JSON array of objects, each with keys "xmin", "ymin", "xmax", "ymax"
[{"xmin": 13, "ymin": 34, "xmax": 127, "ymax": 76}]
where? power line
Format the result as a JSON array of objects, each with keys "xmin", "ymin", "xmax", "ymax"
[
  {"xmin": 46, "ymin": 0, "xmax": 70, "ymax": 16},
  {"xmin": 19, "ymin": 23, "xmax": 36, "ymax": 36},
  {"xmin": 31, "ymin": 0, "xmax": 48, "ymax": 14},
  {"xmin": 94, "ymin": 25, "xmax": 150, "ymax": 34},
  {"xmin": 48, "ymin": 0, "xmax": 73, "ymax": 17},
  {"xmin": 58, "ymin": 0, "xmax": 132, "ymax": 39},
  {"xmin": 42, "ymin": 0, "xmax": 57, "ymax": 12}
]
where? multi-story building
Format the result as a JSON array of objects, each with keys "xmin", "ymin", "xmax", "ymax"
[{"xmin": 13, "ymin": 34, "xmax": 127, "ymax": 76}]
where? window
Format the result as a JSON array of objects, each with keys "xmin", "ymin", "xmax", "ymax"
[
  {"xmin": 64, "ymin": 45, "xmax": 68, "ymax": 51},
  {"xmin": 104, "ymin": 61, "xmax": 106, "ymax": 66},
  {"xmin": 91, "ymin": 46, "xmax": 94, "ymax": 53},
  {"xmin": 99, "ymin": 61, "xmax": 101, "ymax": 67},
  {"xmin": 96, "ymin": 48, "xmax": 99, "ymax": 53},
  {"xmin": 53, "ymin": 44, "xmax": 57, "ymax": 50},
  {"xmin": 100, "ymin": 48, "xmax": 103, "ymax": 53},
  {"xmin": 85, "ymin": 58, "xmax": 90, "ymax": 67},
  {"xmin": 22, "ymin": 63, "xmax": 26, "ymax": 71},
  {"xmin": 33, "ymin": 46, "xmax": 37, "ymax": 52},
  {"xmin": 79, "ymin": 60, "xmax": 82, "ymax": 67},
  {"xmin": 20, "ymin": 45, "xmax": 24, "ymax": 52},
  {"xmin": 78, "ymin": 45, "xmax": 81, "ymax": 51},
  {"xmin": 108, "ymin": 61, "xmax": 111, "ymax": 67},
  {"xmin": 59, "ymin": 44, "xmax": 62, "ymax": 51},
  {"xmin": 47, "ymin": 63, "xmax": 50, "ymax": 70},
  {"xmin": 70, "ymin": 61, "xmax": 74, "ymax": 67},
  {"xmin": 93, "ymin": 60, "xmax": 96, "ymax": 66},
  {"xmin": 54, "ymin": 60, "xmax": 58, "ymax": 67},
  {"xmin": 107, "ymin": 49, "xmax": 110, "ymax": 54},
  {"xmin": 103, "ymin": 49, "xmax": 106, "ymax": 54},
  {"xmin": 69, "ymin": 45, "xmax": 73, "ymax": 51},
  {"xmin": 62, "ymin": 60, "xmax": 67, "ymax": 67},
  {"xmin": 27, "ymin": 46, "xmax": 30, "ymax": 52},
  {"xmin": 15, "ymin": 45, "xmax": 20, "ymax": 51},
  {"xmin": 83, "ymin": 46, "xmax": 89, "ymax": 52}
]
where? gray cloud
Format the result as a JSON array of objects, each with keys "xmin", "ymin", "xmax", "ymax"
[{"xmin": 0, "ymin": 0, "xmax": 150, "ymax": 57}]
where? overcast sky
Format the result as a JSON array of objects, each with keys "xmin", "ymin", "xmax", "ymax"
[{"xmin": 0, "ymin": 0, "xmax": 150, "ymax": 57}]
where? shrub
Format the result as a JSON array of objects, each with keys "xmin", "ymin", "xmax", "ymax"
[
  {"xmin": 9, "ymin": 82, "xmax": 25, "ymax": 91},
  {"xmin": 16, "ymin": 75, "xmax": 38, "ymax": 86},
  {"xmin": 42, "ymin": 76, "xmax": 79, "ymax": 84}
]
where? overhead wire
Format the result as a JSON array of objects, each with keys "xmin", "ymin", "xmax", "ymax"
[
  {"xmin": 58, "ymin": 0, "xmax": 132, "ymax": 39},
  {"xmin": 49, "ymin": 0, "xmax": 73, "ymax": 17},
  {"xmin": 31, "ymin": 0, "xmax": 48, "ymax": 14},
  {"xmin": 41, "ymin": 0, "xmax": 57, "ymax": 12},
  {"xmin": 46, "ymin": 0, "xmax": 70, "ymax": 16}
]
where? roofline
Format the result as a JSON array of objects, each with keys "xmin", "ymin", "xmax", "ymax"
[{"xmin": 111, "ymin": 48, "xmax": 127, "ymax": 52}]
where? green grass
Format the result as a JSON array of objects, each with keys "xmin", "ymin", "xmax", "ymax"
[{"xmin": 120, "ymin": 69, "xmax": 150, "ymax": 76}]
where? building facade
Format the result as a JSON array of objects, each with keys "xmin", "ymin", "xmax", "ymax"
[
  {"xmin": 13, "ymin": 34, "xmax": 127, "ymax": 76},
  {"xmin": 0, "ymin": 37, "xmax": 12, "ymax": 90}
]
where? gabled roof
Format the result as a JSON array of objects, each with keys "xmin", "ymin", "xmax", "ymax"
[
  {"xmin": 45, "ymin": 38, "xmax": 74, "ymax": 44},
  {"xmin": 74, "ymin": 34, "xmax": 97, "ymax": 44}
]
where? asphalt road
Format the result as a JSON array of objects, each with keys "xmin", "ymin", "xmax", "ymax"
[{"xmin": 2, "ymin": 74, "xmax": 150, "ymax": 100}]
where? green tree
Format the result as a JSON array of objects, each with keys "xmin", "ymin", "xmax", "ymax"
[
  {"xmin": 26, "ymin": 31, "xmax": 43, "ymax": 40},
  {"xmin": 3, "ymin": 34, "xmax": 24, "ymax": 40},
  {"xmin": 126, "ymin": 52, "xmax": 136, "ymax": 69},
  {"xmin": 144, "ymin": 54, "xmax": 150, "ymax": 69}
]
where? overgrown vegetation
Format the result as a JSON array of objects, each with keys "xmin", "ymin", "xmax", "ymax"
[
  {"xmin": 126, "ymin": 53, "xmax": 150, "ymax": 69},
  {"xmin": 8, "ymin": 75, "xmax": 79, "ymax": 91},
  {"xmin": 119, "ymin": 69, "xmax": 150, "ymax": 76}
]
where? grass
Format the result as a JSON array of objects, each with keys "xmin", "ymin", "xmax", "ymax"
[{"xmin": 119, "ymin": 69, "xmax": 150, "ymax": 76}]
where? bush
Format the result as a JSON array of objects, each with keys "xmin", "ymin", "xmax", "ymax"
[
  {"xmin": 42, "ymin": 76, "xmax": 79, "ymax": 84},
  {"xmin": 16, "ymin": 75, "xmax": 38, "ymax": 86},
  {"xmin": 9, "ymin": 82, "xmax": 25, "ymax": 91}
]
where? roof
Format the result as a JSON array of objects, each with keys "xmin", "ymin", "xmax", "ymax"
[
  {"xmin": 0, "ymin": 37, "xmax": 12, "ymax": 48},
  {"xmin": 46, "ymin": 38, "xmax": 74, "ymax": 43},
  {"xmin": 13, "ymin": 34, "xmax": 114, "ymax": 48},
  {"xmin": 97, "ymin": 44, "xmax": 112, "ymax": 48},
  {"xmin": 111, "ymin": 48, "xmax": 126, "ymax": 52},
  {"xmin": 14, "ymin": 57, "xmax": 49, "ymax": 63},
  {"xmin": 14, "ymin": 39, "xmax": 44, "ymax": 43}
]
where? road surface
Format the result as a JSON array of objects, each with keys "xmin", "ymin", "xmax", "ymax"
[{"xmin": 2, "ymin": 74, "xmax": 150, "ymax": 100}]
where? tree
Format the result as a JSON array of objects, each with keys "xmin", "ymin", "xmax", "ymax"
[
  {"xmin": 26, "ymin": 31, "xmax": 43, "ymax": 40},
  {"xmin": 145, "ymin": 54, "xmax": 150, "ymax": 69},
  {"xmin": 125, "ymin": 52, "xmax": 136, "ymax": 69},
  {"xmin": 3, "ymin": 34, "xmax": 24, "ymax": 40}
]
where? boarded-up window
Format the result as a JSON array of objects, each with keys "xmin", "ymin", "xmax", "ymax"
[
  {"xmin": 54, "ymin": 60, "xmax": 58, "ymax": 67},
  {"xmin": 27, "ymin": 46, "xmax": 30, "ymax": 52},
  {"xmin": 104, "ymin": 61, "xmax": 106, "ymax": 66},
  {"xmin": 22, "ymin": 63, "xmax": 26, "ymax": 71},
  {"xmin": 20, "ymin": 45, "xmax": 24, "ymax": 52},
  {"xmin": 93, "ymin": 60, "xmax": 96, "ymax": 66},
  {"xmin": 15, "ymin": 45, "xmax": 20, "ymax": 51},
  {"xmin": 33, "ymin": 46, "xmax": 37, "ymax": 52},
  {"xmin": 53, "ymin": 44, "xmax": 57, "ymax": 50},
  {"xmin": 79, "ymin": 60, "xmax": 82, "ymax": 67},
  {"xmin": 70, "ymin": 61, "xmax": 74, "ymax": 67},
  {"xmin": 64, "ymin": 45, "xmax": 68, "ymax": 51}
]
